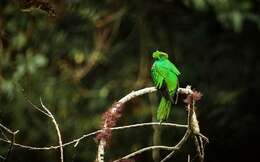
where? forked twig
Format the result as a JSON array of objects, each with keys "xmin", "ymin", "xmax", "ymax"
[
  {"xmin": 0, "ymin": 123, "xmax": 19, "ymax": 162},
  {"xmin": 4, "ymin": 130, "xmax": 18, "ymax": 162}
]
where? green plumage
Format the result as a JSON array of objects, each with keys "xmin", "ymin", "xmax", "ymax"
[{"xmin": 151, "ymin": 50, "xmax": 180, "ymax": 122}]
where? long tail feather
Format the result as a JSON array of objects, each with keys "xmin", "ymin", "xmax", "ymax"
[{"xmin": 157, "ymin": 97, "xmax": 172, "ymax": 122}]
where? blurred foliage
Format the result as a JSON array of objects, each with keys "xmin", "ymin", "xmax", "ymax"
[
  {"xmin": 0, "ymin": 0, "xmax": 260, "ymax": 162},
  {"xmin": 186, "ymin": 0, "xmax": 260, "ymax": 32}
]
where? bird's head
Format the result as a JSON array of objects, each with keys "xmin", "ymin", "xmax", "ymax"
[{"xmin": 152, "ymin": 50, "xmax": 168, "ymax": 60}]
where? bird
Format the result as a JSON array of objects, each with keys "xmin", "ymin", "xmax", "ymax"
[{"xmin": 151, "ymin": 50, "xmax": 181, "ymax": 122}]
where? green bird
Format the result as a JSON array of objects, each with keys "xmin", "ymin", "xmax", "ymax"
[{"xmin": 151, "ymin": 50, "xmax": 181, "ymax": 122}]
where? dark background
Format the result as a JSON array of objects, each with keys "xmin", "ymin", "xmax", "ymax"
[{"xmin": 0, "ymin": 0, "xmax": 260, "ymax": 162}]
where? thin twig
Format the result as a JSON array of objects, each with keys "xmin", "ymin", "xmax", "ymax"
[
  {"xmin": 194, "ymin": 136, "xmax": 204, "ymax": 162},
  {"xmin": 0, "ymin": 124, "xmax": 16, "ymax": 135},
  {"xmin": 160, "ymin": 130, "xmax": 191, "ymax": 162},
  {"xmin": 0, "ymin": 122, "xmax": 186, "ymax": 150},
  {"xmin": 4, "ymin": 131, "xmax": 18, "ymax": 162},
  {"xmin": 0, "ymin": 124, "xmax": 19, "ymax": 162},
  {"xmin": 0, "ymin": 155, "xmax": 5, "ymax": 160},
  {"xmin": 113, "ymin": 122, "xmax": 187, "ymax": 130},
  {"xmin": 0, "ymin": 127, "xmax": 9, "ymax": 140},
  {"xmin": 113, "ymin": 145, "xmax": 179, "ymax": 162},
  {"xmin": 194, "ymin": 134, "xmax": 206, "ymax": 162},
  {"xmin": 199, "ymin": 136, "xmax": 205, "ymax": 159},
  {"xmin": 40, "ymin": 99, "xmax": 64, "ymax": 162},
  {"xmin": 198, "ymin": 133, "xmax": 209, "ymax": 143},
  {"xmin": 25, "ymin": 96, "xmax": 51, "ymax": 117}
]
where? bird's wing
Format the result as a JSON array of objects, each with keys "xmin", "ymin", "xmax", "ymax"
[
  {"xmin": 151, "ymin": 63, "xmax": 164, "ymax": 89},
  {"xmin": 164, "ymin": 60, "xmax": 181, "ymax": 76},
  {"xmin": 152, "ymin": 60, "xmax": 179, "ymax": 92}
]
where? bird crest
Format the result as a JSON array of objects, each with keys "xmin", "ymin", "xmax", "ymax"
[{"xmin": 152, "ymin": 50, "xmax": 168, "ymax": 59}]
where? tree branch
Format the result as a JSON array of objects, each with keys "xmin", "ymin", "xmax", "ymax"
[{"xmin": 96, "ymin": 87, "xmax": 157, "ymax": 162}]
